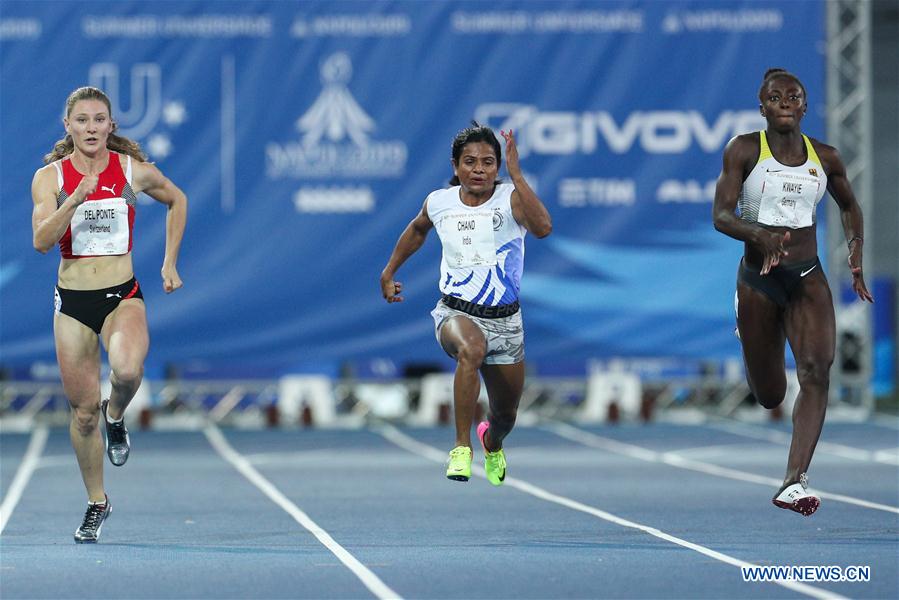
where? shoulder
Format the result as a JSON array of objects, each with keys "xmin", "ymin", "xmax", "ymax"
[
  {"xmin": 806, "ymin": 136, "xmax": 841, "ymax": 170},
  {"xmin": 499, "ymin": 183, "xmax": 517, "ymax": 207},
  {"xmin": 721, "ymin": 132, "xmax": 760, "ymax": 170},
  {"xmin": 32, "ymin": 161, "xmax": 59, "ymax": 186},
  {"xmin": 33, "ymin": 161, "xmax": 58, "ymax": 179},
  {"xmin": 428, "ymin": 185, "xmax": 457, "ymax": 197},
  {"xmin": 32, "ymin": 162, "xmax": 59, "ymax": 200},
  {"xmin": 131, "ymin": 159, "xmax": 165, "ymax": 189},
  {"xmin": 425, "ymin": 186, "xmax": 455, "ymax": 206},
  {"xmin": 724, "ymin": 132, "xmax": 760, "ymax": 155}
]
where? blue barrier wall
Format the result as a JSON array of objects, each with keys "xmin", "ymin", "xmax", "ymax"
[{"xmin": 0, "ymin": 1, "xmax": 825, "ymax": 373}]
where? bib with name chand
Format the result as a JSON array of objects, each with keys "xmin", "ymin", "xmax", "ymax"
[{"xmin": 427, "ymin": 183, "xmax": 527, "ymax": 306}]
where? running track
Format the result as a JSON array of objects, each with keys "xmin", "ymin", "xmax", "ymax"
[{"xmin": 2, "ymin": 419, "xmax": 897, "ymax": 598}]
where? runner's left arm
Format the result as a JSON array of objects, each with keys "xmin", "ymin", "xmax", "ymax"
[
  {"xmin": 133, "ymin": 161, "xmax": 187, "ymax": 293},
  {"xmin": 818, "ymin": 143, "xmax": 873, "ymax": 303}
]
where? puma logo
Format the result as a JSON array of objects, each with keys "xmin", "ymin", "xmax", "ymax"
[
  {"xmin": 106, "ymin": 292, "xmax": 122, "ymax": 299},
  {"xmin": 100, "ymin": 184, "xmax": 117, "ymax": 195}
]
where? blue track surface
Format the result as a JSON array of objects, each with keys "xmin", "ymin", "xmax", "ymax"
[{"xmin": 1, "ymin": 421, "xmax": 897, "ymax": 598}]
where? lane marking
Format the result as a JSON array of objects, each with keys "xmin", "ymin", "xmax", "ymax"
[
  {"xmin": 664, "ymin": 443, "xmax": 767, "ymax": 457},
  {"xmin": 547, "ymin": 422, "xmax": 899, "ymax": 515},
  {"xmin": 707, "ymin": 420, "xmax": 899, "ymax": 464},
  {"xmin": 378, "ymin": 425, "xmax": 845, "ymax": 600},
  {"xmin": 0, "ymin": 426, "xmax": 49, "ymax": 534},
  {"xmin": 873, "ymin": 448, "xmax": 899, "ymax": 466},
  {"xmin": 204, "ymin": 425, "xmax": 401, "ymax": 600},
  {"xmin": 872, "ymin": 415, "xmax": 899, "ymax": 430}
]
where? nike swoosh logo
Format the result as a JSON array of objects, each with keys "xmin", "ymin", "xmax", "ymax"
[{"xmin": 800, "ymin": 265, "xmax": 817, "ymax": 277}]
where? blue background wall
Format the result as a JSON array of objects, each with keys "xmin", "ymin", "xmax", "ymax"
[{"xmin": 0, "ymin": 1, "xmax": 825, "ymax": 375}]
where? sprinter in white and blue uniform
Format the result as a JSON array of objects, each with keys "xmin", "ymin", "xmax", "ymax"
[
  {"xmin": 381, "ymin": 123, "xmax": 552, "ymax": 486},
  {"xmin": 713, "ymin": 69, "xmax": 873, "ymax": 516}
]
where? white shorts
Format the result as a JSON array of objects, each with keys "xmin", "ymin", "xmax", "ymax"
[{"xmin": 430, "ymin": 300, "xmax": 524, "ymax": 365}]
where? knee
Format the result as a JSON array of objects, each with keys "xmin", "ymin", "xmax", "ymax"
[
  {"xmin": 71, "ymin": 404, "xmax": 100, "ymax": 436},
  {"xmin": 111, "ymin": 362, "xmax": 144, "ymax": 387},
  {"xmin": 456, "ymin": 342, "xmax": 486, "ymax": 368},
  {"xmin": 491, "ymin": 408, "xmax": 517, "ymax": 431},
  {"xmin": 796, "ymin": 359, "xmax": 832, "ymax": 390},
  {"xmin": 752, "ymin": 382, "xmax": 786, "ymax": 410}
]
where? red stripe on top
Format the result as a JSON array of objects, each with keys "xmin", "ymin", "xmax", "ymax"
[{"xmin": 58, "ymin": 151, "xmax": 135, "ymax": 259}]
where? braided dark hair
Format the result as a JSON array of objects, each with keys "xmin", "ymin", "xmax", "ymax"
[{"xmin": 449, "ymin": 121, "xmax": 502, "ymax": 186}]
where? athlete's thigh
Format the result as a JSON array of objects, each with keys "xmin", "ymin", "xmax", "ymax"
[
  {"xmin": 737, "ymin": 282, "xmax": 787, "ymax": 382},
  {"xmin": 439, "ymin": 314, "xmax": 487, "ymax": 359},
  {"xmin": 54, "ymin": 313, "xmax": 101, "ymax": 407},
  {"xmin": 101, "ymin": 299, "xmax": 149, "ymax": 367},
  {"xmin": 784, "ymin": 274, "xmax": 835, "ymax": 370},
  {"xmin": 480, "ymin": 362, "xmax": 525, "ymax": 411}
]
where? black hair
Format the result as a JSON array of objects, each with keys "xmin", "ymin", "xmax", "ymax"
[
  {"xmin": 449, "ymin": 121, "xmax": 502, "ymax": 186},
  {"xmin": 758, "ymin": 68, "xmax": 807, "ymax": 103}
]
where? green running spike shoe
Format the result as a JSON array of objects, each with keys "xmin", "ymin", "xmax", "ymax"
[
  {"xmin": 477, "ymin": 421, "xmax": 506, "ymax": 486},
  {"xmin": 445, "ymin": 446, "xmax": 472, "ymax": 482}
]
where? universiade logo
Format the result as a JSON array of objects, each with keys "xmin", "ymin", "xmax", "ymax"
[
  {"xmin": 89, "ymin": 63, "xmax": 187, "ymax": 161},
  {"xmin": 266, "ymin": 52, "xmax": 407, "ymax": 178}
]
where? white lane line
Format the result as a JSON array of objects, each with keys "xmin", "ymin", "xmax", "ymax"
[
  {"xmin": 665, "ymin": 443, "xmax": 767, "ymax": 458},
  {"xmin": 377, "ymin": 425, "xmax": 844, "ymax": 600},
  {"xmin": 0, "ymin": 426, "xmax": 49, "ymax": 534},
  {"xmin": 872, "ymin": 415, "xmax": 899, "ymax": 430},
  {"xmin": 873, "ymin": 448, "xmax": 899, "ymax": 466},
  {"xmin": 707, "ymin": 421, "xmax": 896, "ymax": 464},
  {"xmin": 547, "ymin": 422, "xmax": 899, "ymax": 515},
  {"xmin": 203, "ymin": 425, "xmax": 401, "ymax": 600}
]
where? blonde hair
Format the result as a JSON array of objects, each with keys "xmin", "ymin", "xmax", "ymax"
[{"xmin": 43, "ymin": 86, "xmax": 148, "ymax": 164}]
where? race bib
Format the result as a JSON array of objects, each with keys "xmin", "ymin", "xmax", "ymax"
[
  {"xmin": 439, "ymin": 210, "xmax": 497, "ymax": 268},
  {"xmin": 70, "ymin": 197, "xmax": 129, "ymax": 256},
  {"xmin": 757, "ymin": 170, "xmax": 820, "ymax": 228}
]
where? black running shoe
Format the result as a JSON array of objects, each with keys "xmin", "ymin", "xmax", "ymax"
[
  {"xmin": 74, "ymin": 496, "xmax": 111, "ymax": 543},
  {"xmin": 101, "ymin": 399, "xmax": 130, "ymax": 466}
]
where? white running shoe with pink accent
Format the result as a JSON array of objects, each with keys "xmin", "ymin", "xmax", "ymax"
[{"xmin": 772, "ymin": 474, "xmax": 820, "ymax": 516}]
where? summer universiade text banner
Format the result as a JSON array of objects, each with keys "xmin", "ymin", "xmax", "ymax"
[{"xmin": 0, "ymin": 1, "xmax": 824, "ymax": 376}]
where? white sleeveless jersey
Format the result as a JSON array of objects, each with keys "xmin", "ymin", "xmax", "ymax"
[
  {"xmin": 738, "ymin": 131, "xmax": 827, "ymax": 228},
  {"xmin": 427, "ymin": 183, "xmax": 526, "ymax": 305}
]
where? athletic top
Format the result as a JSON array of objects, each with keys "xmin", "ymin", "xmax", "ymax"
[
  {"xmin": 738, "ymin": 131, "xmax": 827, "ymax": 228},
  {"xmin": 427, "ymin": 183, "xmax": 527, "ymax": 306},
  {"xmin": 54, "ymin": 151, "xmax": 137, "ymax": 258}
]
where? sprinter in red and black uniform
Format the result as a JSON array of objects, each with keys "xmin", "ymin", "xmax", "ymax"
[{"xmin": 31, "ymin": 86, "xmax": 187, "ymax": 543}]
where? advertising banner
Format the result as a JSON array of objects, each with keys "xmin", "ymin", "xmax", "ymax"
[{"xmin": 0, "ymin": 1, "xmax": 825, "ymax": 374}]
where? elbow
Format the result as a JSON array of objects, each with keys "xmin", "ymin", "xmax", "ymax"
[
  {"xmin": 712, "ymin": 213, "xmax": 728, "ymax": 234},
  {"xmin": 534, "ymin": 221, "xmax": 553, "ymax": 238},
  {"xmin": 173, "ymin": 192, "xmax": 188, "ymax": 211},
  {"xmin": 33, "ymin": 236, "xmax": 50, "ymax": 254}
]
